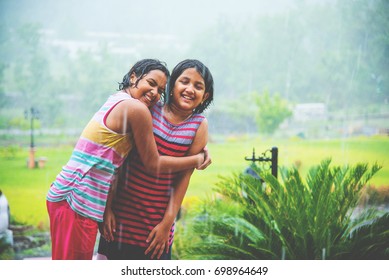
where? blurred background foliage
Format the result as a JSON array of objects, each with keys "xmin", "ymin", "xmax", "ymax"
[{"xmin": 0, "ymin": 0, "xmax": 388, "ymax": 138}]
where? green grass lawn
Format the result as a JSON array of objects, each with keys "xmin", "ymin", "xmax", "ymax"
[
  {"xmin": 1, "ymin": 135, "xmax": 388, "ymax": 230},
  {"xmin": 0, "ymin": 145, "xmax": 74, "ymax": 230}
]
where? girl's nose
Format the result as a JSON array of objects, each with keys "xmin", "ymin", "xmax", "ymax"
[{"xmin": 186, "ymin": 84, "xmax": 195, "ymax": 94}]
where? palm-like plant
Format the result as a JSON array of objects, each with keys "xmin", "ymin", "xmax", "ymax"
[{"xmin": 175, "ymin": 159, "xmax": 389, "ymax": 259}]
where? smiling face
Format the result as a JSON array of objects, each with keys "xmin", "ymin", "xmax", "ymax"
[
  {"xmin": 128, "ymin": 69, "xmax": 167, "ymax": 108},
  {"xmin": 171, "ymin": 68, "xmax": 209, "ymax": 112}
]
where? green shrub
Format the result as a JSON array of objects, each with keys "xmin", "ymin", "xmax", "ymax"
[
  {"xmin": 0, "ymin": 145, "xmax": 21, "ymax": 159},
  {"xmin": 0, "ymin": 239, "xmax": 15, "ymax": 260},
  {"xmin": 175, "ymin": 159, "xmax": 389, "ymax": 259}
]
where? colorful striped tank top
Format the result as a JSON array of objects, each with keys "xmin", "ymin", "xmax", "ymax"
[
  {"xmin": 113, "ymin": 101, "xmax": 205, "ymax": 248},
  {"xmin": 47, "ymin": 91, "xmax": 134, "ymax": 222}
]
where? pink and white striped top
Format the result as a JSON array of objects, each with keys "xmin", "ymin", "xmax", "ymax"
[{"xmin": 47, "ymin": 91, "xmax": 134, "ymax": 222}]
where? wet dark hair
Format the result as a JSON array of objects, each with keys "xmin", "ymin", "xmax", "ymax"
[
  {"xmin": 166, "ymin": 59, "xmax": 214, "ymax": 114},
  {"xmin": 118, "ymin": 59, "xmax": 170, "ymax": 99}
]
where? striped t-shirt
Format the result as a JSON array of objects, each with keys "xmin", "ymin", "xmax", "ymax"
[
  {"xmin": 47, "ymin": 91, "xmax": 134, "ymax": 222},
  {"xmin": 112, "ymin": 101, "xmax": 205, "ymax": 248}
]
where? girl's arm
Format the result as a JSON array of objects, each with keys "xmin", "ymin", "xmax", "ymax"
[
  {"xmin": 99, "ymin": 163, "xmax": 127, "ymax": 242},
  {"xmin": 145, "ymin": 119, "xmax": 209, "ymax": 259},
  {"xmin": 99, "ymin": 183, "xmax": 116, "ymax": 241},
  {"xmin": 106, "ymin": 99, "xmax": 208, "ymax": 174},
  {"xmin": 145, "ymin": 170, "xmax": 193, "ymax": 259}
]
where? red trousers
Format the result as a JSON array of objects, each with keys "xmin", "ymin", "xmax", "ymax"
[{"xmin": 47, "ymin": 200, "xmax": 98, "ymax": 260}]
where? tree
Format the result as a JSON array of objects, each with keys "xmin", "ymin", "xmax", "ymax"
[
  {"xmin": 253, "ymin": 90, "xmax": 292, "ymax": 135},
  {"xmin": 0, "ymin": 24, "xmax": 13, "ymax": 109}
]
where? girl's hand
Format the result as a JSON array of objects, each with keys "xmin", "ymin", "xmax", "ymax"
[
  {"xmin": 196, "ymin": 145, "xmax": 211, "ymax": 170},
  {"xmin": 101, "ymin": 207, "xmax": 116, "ymax": 242},
  {"xmin": 145, "ymin": 222, "xmax": 170, "ymax": 259}
]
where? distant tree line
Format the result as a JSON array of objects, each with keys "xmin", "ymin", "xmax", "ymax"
[
  {"xmin": 188, "ymin": 0, "xmax": 388, "ymax": 135},
  {"xmin": 0, "ymin": 0, "xmax": 387, "ymax": 136}
]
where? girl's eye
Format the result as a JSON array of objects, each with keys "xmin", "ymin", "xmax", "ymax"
[{"xmin": 180, "ymin": 78, "xmax": 189, "ymax": 85}]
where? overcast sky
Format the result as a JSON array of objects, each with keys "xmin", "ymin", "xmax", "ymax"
[{"xmin": 1, "ymin": 0, "xmax": 331, "ymax": 37}]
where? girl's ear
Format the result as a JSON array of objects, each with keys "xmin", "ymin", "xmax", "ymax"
[
  {"xmin": 130, "ymin": 73, "xmax": 137, "ymax": 86},
  {"xmin": 202, "ymin": 92, "xmax": 210, "ymax": 103}
]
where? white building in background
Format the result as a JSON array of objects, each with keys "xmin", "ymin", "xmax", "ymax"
[
  {"xmin": 293, "ymin": 103, "xmax": 328, "ymax": 122},
  {"xmin": 279, "ymin": 103, "xmax": 329, "ymax": 138},
  {"xmin": 39, "ymin": 29, "xmax": 187, "ymax": 59}
]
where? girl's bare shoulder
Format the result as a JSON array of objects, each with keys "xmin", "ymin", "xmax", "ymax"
[{"xmin": 116, "ymin": 98, "xmax": 149, "ymax": 114}]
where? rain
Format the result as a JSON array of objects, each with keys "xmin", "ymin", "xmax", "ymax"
[{"xmin": 0, "ymin": 0, "xmax": 388, "ymax": 274}]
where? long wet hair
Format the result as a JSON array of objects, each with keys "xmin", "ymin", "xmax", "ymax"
[
  {"xmin": 166, "ymin": 59, "xmax": 214, "ymax": 114},
  {"xmin": 118, "ymin": 59, "xmax": 170, "ymax": 100}
]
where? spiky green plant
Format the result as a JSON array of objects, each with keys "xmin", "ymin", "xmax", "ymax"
[
  {"xmin": 175, "ymin": 159, "xmax": 388, "ymax": 259},
  {"xmin": 335, "ymin": 210, "xmax": 389, "ymax": 259}
]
